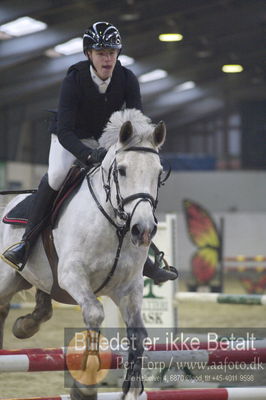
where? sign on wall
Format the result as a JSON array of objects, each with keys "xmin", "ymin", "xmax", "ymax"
[{"xmin": 142, "ymin": 214, "xmax": 178, "ymax": 328}]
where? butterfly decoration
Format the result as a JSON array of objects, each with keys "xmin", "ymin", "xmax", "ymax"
[{"xmin": 183, "ymin": 199, "xmax": 222, "ymax": 285}]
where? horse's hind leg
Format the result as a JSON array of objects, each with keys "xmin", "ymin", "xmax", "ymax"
[
  {"xmin": 0, "ymin": 303, "xmax": 10, "ymax": 348},
  {"xmin": 13, "ymin": 289, "xmax": 53, "ymax": 339},
  {"xmin": 0, "ymin": 268, "xmax": 32, "ymax": 348}
]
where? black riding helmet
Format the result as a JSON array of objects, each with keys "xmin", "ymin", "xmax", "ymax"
[{"xmin": 83, "ymin": 21, "xmax": 122, "ymax": 54}]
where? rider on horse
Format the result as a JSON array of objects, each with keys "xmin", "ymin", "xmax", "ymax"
[{"xmin": 1, "ymin": 21, "xmax": 178, "ymax": 284}]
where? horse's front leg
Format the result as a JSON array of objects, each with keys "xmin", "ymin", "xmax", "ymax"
[
  {"xmin": 58, "ymin": 260, "xmax": 105, "ymax": 328},
  {"xmin": 115, "ymin": 283, "xmax": 148, "ymax": 400},
  {"xmin": 123, "ymin": 324, "xmax": 147, "ymax": 400},
  {"xmin": 58, "ymin": 261, "xmax": 104, "ymax": 400}
]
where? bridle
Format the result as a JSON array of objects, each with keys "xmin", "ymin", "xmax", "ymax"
[
  {"xmin": 105, "ymin": 147, "xmax": 161, "ymax": 221},
  {"xmin": 86, "ymin": 145, "xmax": 170, "ymax": 294}
]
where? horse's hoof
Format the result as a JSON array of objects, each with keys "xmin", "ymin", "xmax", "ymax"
[
  {"xmin": 70, "ymin": 387, "xmax": 97, "ymax": 400},
  {"xmin": 70, "ymin": 382, "xmax": 97, "ymax": 400},
  {"xmin": 122, "ymin": 379, "xmax": 131, "ymax": 395},
  {"xmin": 122, "ymin": 388, "xmax": 143, "ymax": 400},
  {"xmin": 122, "ymin": 370, "xmax": 144, "ymax": 398},
  {"xmin": 12, "ymin": 314, "xmax": 40, "ymax": 339}
]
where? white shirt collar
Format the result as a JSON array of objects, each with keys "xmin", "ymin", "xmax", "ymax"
[{"xmin": 90, "ymin": 65, "xmax": 111, "ymax": 93}]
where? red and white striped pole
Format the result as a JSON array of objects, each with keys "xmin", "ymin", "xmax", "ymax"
[
  {"xmin": 2, "ymin": 387, "xmax": 266, "ymax": 400},
  {"xmin": 1, "ymin": 347, "xmax": 266, "ymax": 372}
]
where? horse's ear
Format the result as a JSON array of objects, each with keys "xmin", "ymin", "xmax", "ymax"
[
  {"xmin": 153, "ymin": 121, "xmax": 166, "ymax": 147},
  {"xmin": 119, "ymin": 121, "xmax": 133, "ymax": 144}
]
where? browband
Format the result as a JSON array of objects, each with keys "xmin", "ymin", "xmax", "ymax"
[{"xmin": 116, "ymin": 146, "xmax": 159, "ymax": 156}]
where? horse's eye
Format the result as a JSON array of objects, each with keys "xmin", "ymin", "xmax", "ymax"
[{"xmin": 118, "ymin": 167, "xmax": 126, "ymax": 177}]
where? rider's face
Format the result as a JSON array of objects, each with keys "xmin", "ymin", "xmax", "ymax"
[{"xmin": 88, "ymin": 49, "xmax": 118, "ymax": 80}]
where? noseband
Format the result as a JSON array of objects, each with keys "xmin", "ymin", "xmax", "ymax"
[{"xmin": 86, "ymin": 145, "xmax": 169, "ymax": 294}]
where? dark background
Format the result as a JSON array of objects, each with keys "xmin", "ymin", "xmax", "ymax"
[{"xmin": 0, "ymin": 0, "xmax": 265, "ymax": 168}]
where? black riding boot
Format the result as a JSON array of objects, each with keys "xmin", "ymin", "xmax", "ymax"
[
  {"xmin": 1, "ymin": 174, "xmax": 58, "ymax": 271},
  {"xmin": 143, "ymin": 257, "xmax": 178, "ymax": 285}
]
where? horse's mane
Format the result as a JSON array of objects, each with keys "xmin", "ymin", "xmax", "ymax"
[{"xmin": 99, "ymin": 108, "xmax": 156, "ymax": 150}]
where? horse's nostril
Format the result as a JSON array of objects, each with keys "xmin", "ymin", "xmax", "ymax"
[
  {"xmin": 131, "ymin": 223, "xmax": 157, "ymax": 240},
  {"xmin": 131, "ymin": 224, "xmax": 141, "ymax": 237}
]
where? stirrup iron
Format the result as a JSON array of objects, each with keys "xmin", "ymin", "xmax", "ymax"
[{"xmin": 1, "ymin": 242, "xmax": 26, "ymax": 271}]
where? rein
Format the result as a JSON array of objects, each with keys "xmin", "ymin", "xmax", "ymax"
[
  {"xmin": 87, "ymin": 145, "xmax": 168, "ymax": 294},
  {"xmin": 87, "ymin": 176, "xmax": 130, "ymax": 293},
  {"xmin": 0, "ymin": 189, "xmax": 37, "ymax": 195}
]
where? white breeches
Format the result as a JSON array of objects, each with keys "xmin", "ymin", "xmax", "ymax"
[{"xmin": 47, "ymin": 134, "xmax": 98, "ymax": 191}]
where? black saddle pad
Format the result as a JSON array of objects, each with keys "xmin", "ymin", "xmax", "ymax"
[
  {"xmin": 3, "ymin": 194, "xmax": 36, "ymax": 226},
  {"xmin": 2, "ymin": 165, "xmax": 86, "ymax": 227}
]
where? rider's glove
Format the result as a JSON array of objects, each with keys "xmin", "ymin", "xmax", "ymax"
[{"xmin": 87, "ymin": 147, "xmax": 107, "ymax": 164}]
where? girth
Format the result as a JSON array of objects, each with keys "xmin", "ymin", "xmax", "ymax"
[{"xmin": 42, "ymin": 226, "xmax": 77, "ymax": 304}]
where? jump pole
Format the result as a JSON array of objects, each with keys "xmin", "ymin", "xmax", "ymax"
[
  {"xmin": 2, "ymin": 337, "xmax": 266, "ymax": 355},
  {"xmin": 2, "ymin": 387, "xmax": 266, "ymax": 400},
  {"xmin": 175, "ymin": 292, "xmax": 266, "ymax": 305},
  {"xmin": 10, "ymin": 302, "xmax": 80, "ymax": 311},
  {"xmin": 1, "ymin": 347, "xmax": 266, "ymax": 372}
]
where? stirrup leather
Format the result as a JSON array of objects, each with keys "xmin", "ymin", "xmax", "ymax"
[
  {"xmin": 151, "ymin": 241, "xmax": 169, "ymax": 270},
  {"xmin": 1, "ymin": 241, "xmax": 26, "ymax": 272},
  {"xmin": 150, "ymin": 241, "xmax": 178, "ymax": 282}
]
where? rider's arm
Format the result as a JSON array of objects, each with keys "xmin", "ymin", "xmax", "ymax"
[
  {"xmin": 124, "ymin": 68, "xmax": 143, "ymax": 111},
  {"xmin": 57, "ymin": 71, "xmax": 93, "ymax": 164}
]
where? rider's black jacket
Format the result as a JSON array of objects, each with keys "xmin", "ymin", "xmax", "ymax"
[{"xmin": 56, "ymin": 60, "xmax": 142, "ymax": 163}]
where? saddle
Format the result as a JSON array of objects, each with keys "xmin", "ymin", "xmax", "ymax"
[
  {"xmin": 3, "ymin": 165, "xmax": 85, "ymax": 228},
  {"xmin": 3, "ymin": 165, "xmax": 86, "ymax": 304}
]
